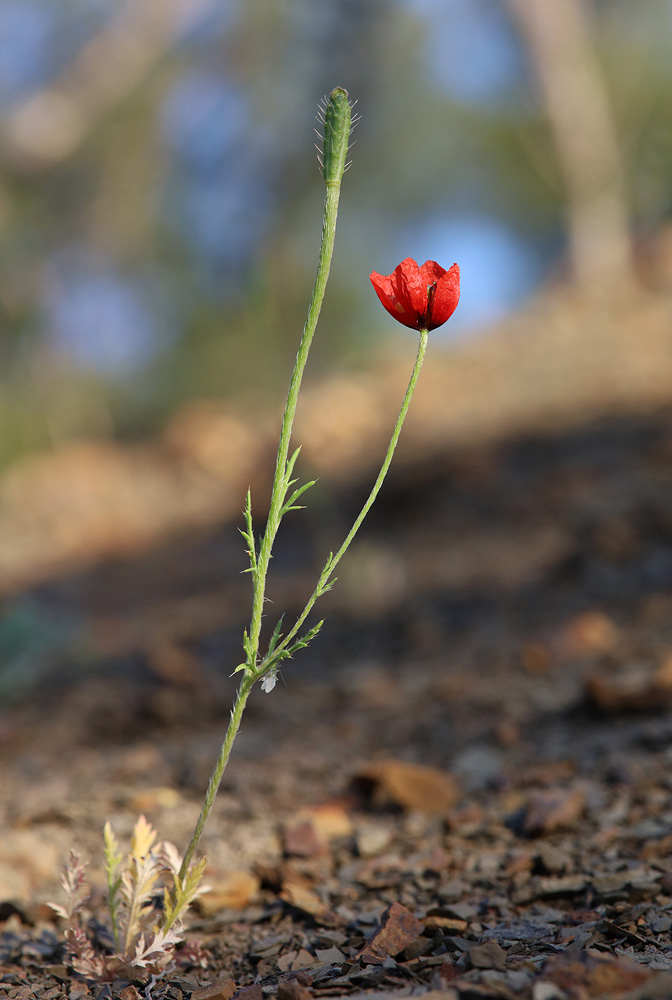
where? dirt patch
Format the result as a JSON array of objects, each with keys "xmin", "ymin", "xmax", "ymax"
[{"xmin": 4, "ymin": 292, "xmax": 672, "ymax": 998}]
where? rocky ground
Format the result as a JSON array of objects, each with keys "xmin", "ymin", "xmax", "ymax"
[{"xmin": 3, "ymin": 285, "xmax": 672, "ymax": 999}]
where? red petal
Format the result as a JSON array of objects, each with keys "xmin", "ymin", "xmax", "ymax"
[
  {"xmin": 392, "ymin": 258, "xmax": 426, "ymax": 325},
  {"xmin": 418, "ymin": 260, "xmax": 447, "ymax": 285},
  {"xmin": 371, "ymin": 259, "xmax": 460, "ymax": 332},
  {"xmin": 428, "ymin": 263, "xmax": 460, "ymax": 329},
  {"xmin": 370, "ymin": 270, "xmax": 418, "ymax": 328}
]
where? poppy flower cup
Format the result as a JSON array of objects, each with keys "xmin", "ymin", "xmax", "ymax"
[{"xmin": 370, "ymin": 257, "xmax": 460, "ymax": 331}]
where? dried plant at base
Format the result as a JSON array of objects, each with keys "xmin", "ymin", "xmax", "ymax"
[{"xmin": 50, "ymin": 815, "xmax": 208, "ymax": 981}]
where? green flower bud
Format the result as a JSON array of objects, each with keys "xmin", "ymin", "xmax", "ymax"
[{"xmin": 321, "ymin": 87, "xmax": 352, "ymax": 186}]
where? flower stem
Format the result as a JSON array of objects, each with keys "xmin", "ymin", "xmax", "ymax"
[
  {"xmin": 178, "ymin": 673, "xmax": 254, "ymax": 880},
  {"xmin": 248, "ymin": 181, "xmax": 342, "ymax": 659},
  {"xmin": 178, "ymin": 91, "xmax": 352, "ymax": 880},
  {"xmin": 262, "ymin": 328, "xmax": 429, "ymax": 663}
]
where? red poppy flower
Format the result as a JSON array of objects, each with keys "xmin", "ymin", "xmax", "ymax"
[{"xmin": 370, "ymin": 258, "xmax": 460, "ymax": 331}]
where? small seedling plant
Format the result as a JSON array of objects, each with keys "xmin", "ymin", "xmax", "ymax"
[
  {"xmin": 51, "ymin": 816, "xmax": 207, "ymax": 979},
  {"xmin": 51, "ymin": 86, "xmax": 460, "ymax": 980}
]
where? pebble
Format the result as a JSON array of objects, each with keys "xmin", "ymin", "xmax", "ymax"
[{"xmin": 355, "ymin": 820, "xmax": 393, "ymax": 858}]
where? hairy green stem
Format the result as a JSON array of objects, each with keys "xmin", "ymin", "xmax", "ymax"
[
  {"xmin": 248, "ymin": 181, "xmax": 342, "ymax": 661},
  {"xmin": 178, "ymin": 673, "xmax": 254, "ymax": 879},
  {"xmin": 263, "ymin": 328, "xmax": 429, "ymax": 664},
  {"xmin": 179, "ymin": 328, "xmax": 428, "ymax": 880},
  {"xmin": 178, "ymin": 91, "xmax": 351, "ymax": 879}
]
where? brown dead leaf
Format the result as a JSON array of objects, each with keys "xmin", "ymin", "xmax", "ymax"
[
  {"xmin": 130, "ymin": 786, "xmax": 182, "ymax": 812},
  {"xmin": 587, "ymin": 654, "xmax": 672, "ymax": 712},
  {"xmin": 279, "ymin": 874, "xmax": 340, "ymax": 925},
  {"xmin": 356, "ymin": 901, "xmax": 424, "ymax": 965},
  {"xmin": 523, "ymin": 786, "xmax": 586, "ymax": 836},
  {"xmin": 305, "ymin": 801, "xmax": 354, "ymax": 840},
  {"xmin": 540, "ymin": 950, "xmax": 654, "ymax": 999},
  {"xmin": 467, "ymin": 941, "xmax": 507, "ymax": 971},
  {"xmin": 276, "ymin": 948, "xmax": 315, "ymax": 973},
  {"xmin": 283, "ymin": 801, "xmax": 353, "ymax": 858},
  {"xmin": 352, "ymin": 759, "xmax": 459, "ymax": 814},
  {"xmin": 276, "ymin": 981, "xmax": 313, "ymax": 1000},
  {"xmin": 197, "ymin": 871, "xmax": 259, "ymax": 914},
  {"xmin": 521, "ymin": 642, "xmax": 552, "ymax": 675},
  {"xmin": 423, "ymin": 914, "xmax": 469, "ymax": 933},
  {"xmin": 233, "ymin": 987, "xmax": 263, "ymax": 1000},
  {"xmin": 191, "ymin": 979, "xmax": 237, "ymax": 1000},
  {"xmin": 559, "ymin": 611, "xmax": 620, "ymax": 656},
  {"xmin": 283, "ymin": 819, "xmax": 328, "ymax": 858}
]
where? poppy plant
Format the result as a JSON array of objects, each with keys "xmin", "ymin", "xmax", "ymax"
[{"xmin": 370, "ymin": 257, "xmax": 460, "ymax": 331}]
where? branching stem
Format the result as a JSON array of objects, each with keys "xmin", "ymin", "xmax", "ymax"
[
  {"xmin": 178, "ymin": 90, "xmax": 429, "ymax": 883},
  {"xmin": 261, "ymin": 328, "xmax": 428, "ymax": 666},
  {"xmin": 178, "ymin": 96, "xmax": 349, "ymax": 878}
]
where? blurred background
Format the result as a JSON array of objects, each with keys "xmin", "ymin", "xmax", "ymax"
[
  {"xmin": 0, "ymin": 0, "xmax": 671, "ymax": 685},
  {"xmin": 3, "ymin": 0, "xmax": 672, "ymax": 909},
  {"xmin": 0, "ymin": 0, "xmax": 670, "ymax": 458}
]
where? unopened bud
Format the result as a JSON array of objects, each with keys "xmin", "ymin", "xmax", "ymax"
[{"xmin": 322, "ymin": 87, "xmax": 352, "ymax": 186}]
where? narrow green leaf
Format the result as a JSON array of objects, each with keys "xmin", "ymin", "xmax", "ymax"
[
  {"xmin": 241, "ymin": 489, "xmax": 257, "ymax": 571},
  {"xmin": 103, "ymin": 822, "xmax": 123, "ymax": 952},
  {"xmin": 266, "ymin": 616, "xmax": 285, "ymax": 657},
  {"xmin": 284, "ymin": 446, "xmax": 302, "ymax": 484},
  {"xmin": 281, "ymin": 479, "xmax": 317, "ymax": 517}
]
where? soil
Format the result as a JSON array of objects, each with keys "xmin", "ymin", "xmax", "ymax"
[{"xmin": 4, "ymin": 286, "xmax": 672, "ymax": 999}]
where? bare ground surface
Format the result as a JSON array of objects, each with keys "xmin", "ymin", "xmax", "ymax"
[{"xmin": 4, "ymin": 287, "xmax": 672, "ymax": 999}]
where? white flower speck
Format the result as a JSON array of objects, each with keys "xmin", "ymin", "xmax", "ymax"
[{"xmin": 260, "ymin": 669, "xmax": 278, "ymax": 693}]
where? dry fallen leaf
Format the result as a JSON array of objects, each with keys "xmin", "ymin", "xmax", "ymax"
[
  {"xmin": 356, "ymin": 901, "xmax": 424, "ymax": 965},
  {"xmin": 352, "ymin": 759, "xmax": 459, "ymax": 814},
  {"xmin": 558, "ymin": 611, "xmax": 620, "ymax": 656},
  {"xmin": 304, "ymin": 801, "xmax": 354, "ymax": 840},
  {"xmin": 191, "ymin": 979, "xmax": 237, "ymax": 1000},
  {"xmin": 523, "ymin": 786, "xmax": 586, "ymax": 836},
  {"xmin": 119, "ymin": 988, "xmax": 143, "ymax": 1000},
  {"xmin": 197, "ymin": 871, "xmax": 259, "ymax": 914},
  {"xmin": 279, "ymin": 873, "xmax": 340, "ymax": 925},
  {"xmin": 586, "ymin": 654, "xmax": 672, "ymax": 712},
  {"xmin": 540, "ymin": 949, "xmax": 658, "ymax": 999},
  {"xmin": 283, "ymin": 819, "xmax": 328, "ymax": 858}
]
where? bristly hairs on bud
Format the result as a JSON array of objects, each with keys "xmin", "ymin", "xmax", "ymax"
[{"xmin": 317, "ymin": 87, "xmax": 357, "ymax": 186}]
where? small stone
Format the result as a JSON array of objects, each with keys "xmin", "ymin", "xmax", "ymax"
[
  {"xmin": 467, "ymin": 941, "xmax": 507, "ymax": 970},
  {"xmin": 532, "ymin": 983, "xmax": 567, "ymax": 1000},
  {"xmin": 355, "ymin": 820, "xmax": 393, "ymax": 858},
  {"xmin": 118, "ymin": 989, "xmax": 142, "ymax": 1000},
  {"xmin": 68, "ymin": 987, "xmax": 92, "ymax": 1000},
  {"xmin": 314, "ymin": 946, "xmax": 346, "ymax": 964},
  {"xmin": 445, "ymin": 901, "xmax": 478, "ymax": 921},
  {"xmin": 452, "ymin": 745, "xmax": 505, "ymax": 792},
  {"xmin": 591, "ymin": 873, "xmax": 631, "ymax": 897},
  {"xmin": 356, "ymin": 901, "xmax": 424, "ymax": 964},
  {"xmin": 648, "ymin": 913, "xmax": 672, "ymax": 933},
  {"xmin": 438, "ymin": 879, "xmax": 469, "ymax": 903},
  {"xmin": 523, "ymin": 787, "xmax": 586, "ymax": 835},
  {"xmin": 277, "ymin": 951, "xmax": 299, "ymax": 973},
  {"xmin": 284, "ymin": 819, "xmax": 328, "ymax": 858},
  {"xmin": 536, "ymin": 843, "xmax": 572, "ymax": 875},
  {"xmin": 233, "ymin": 987, "xmax": 263, "ymax": 1000},
  {"xmin": 192, "ymin": 979, "xmax": 237, "ymax": 1000},
  {"xmin": 277, "ymin": 982, "xmax": 312, "ymax": 1000},
  {"xmin": 293, "ymin": 948, "xmax": 316, "ymax": 970}
]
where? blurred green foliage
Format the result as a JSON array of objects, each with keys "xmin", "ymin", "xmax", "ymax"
[{"xmin": 0, "ymin": 0, "xmax": 670, "ymax": 470}]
